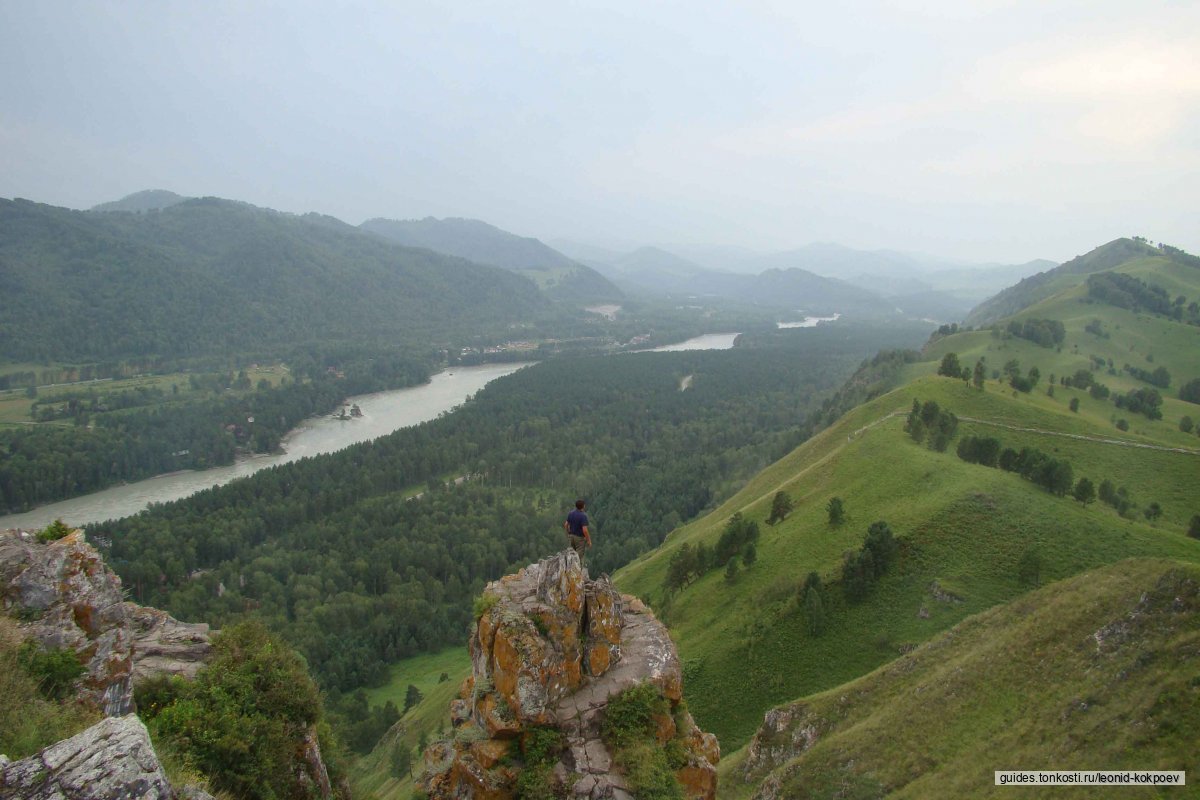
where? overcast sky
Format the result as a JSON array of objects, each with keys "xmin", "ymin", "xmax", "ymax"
[{"xmin": 2, "ymin": 1, "xmax": 1197, "ymax": 263}]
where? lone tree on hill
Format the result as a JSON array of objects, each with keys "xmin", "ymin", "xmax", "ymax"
[
  {"xmin": 973, "ymin": 359, "xmax": 986, "ymax": 389},
  {"xmin": 827, "ymin": 497, "xmax": 845, "ymax": 527},
  {"xmin": 937, "ymin": 352, "xmax": 962, "ymax": 378},
  {"xmin": 404, "ymin": 683, "xmax": 423, "ymax": 713},
  {"xmin": 768, "ymin": 490, "xmax": 794, "ymax": 525}
]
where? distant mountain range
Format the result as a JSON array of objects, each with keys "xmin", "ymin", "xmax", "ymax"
[
  {"xmin": 0, "ymin": 195, "xmax": 550, "ymax": 362},
  {"xmin": 361, "ymin": 217, "xmax": 622, "ymax": 302},
  {"xmin": 554, "ymin": 239, "xmax": 1053, "ymax": 320}
]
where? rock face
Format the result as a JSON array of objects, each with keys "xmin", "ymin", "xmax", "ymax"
[
  {"xmin": 421, "ymin": 550, "xmax": 719, "ymax": 799},
  {"xmin": 1, "ymin": 529, "xmax": 135, "ymax": 715},
  {"xmin": 0, "ymin": 529, "xmax": 215, "ymax": 716},
  {"xmin": 0, "ymin": 715, "xmax": 174, "ymax": 799},
  {"xmin": 125, "ymin": 602, "xmax": 213, "ymax": 683}
]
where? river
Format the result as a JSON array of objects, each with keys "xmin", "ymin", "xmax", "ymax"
[{"xmin": 1, "ymin": 332, "xmax": 740, "ymax": 530}]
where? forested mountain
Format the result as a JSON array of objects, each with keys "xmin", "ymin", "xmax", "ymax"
[
  {"xmin": 0, "ymin": 197, "xmax": 548, "ymax": 362},
  {"xmin": 91, "ymin": 189, "xmax": 189, "ymax": 213},
  {"xmin": 612, "ymin": 240, "xmax": 1200, "ymax": 781},
  {"xmin": 360, "ymin": 216, "xmax": 622, "ymax": 302}
]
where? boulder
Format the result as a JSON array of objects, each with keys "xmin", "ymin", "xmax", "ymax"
[{"xmin": 0, "ymin": 715, "xmax": 172, "ymax": 799}]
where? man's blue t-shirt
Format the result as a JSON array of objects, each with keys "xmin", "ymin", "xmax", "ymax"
[{"xmin": 567, "ymin": 509, "xmax": 589, "ymax": 537}]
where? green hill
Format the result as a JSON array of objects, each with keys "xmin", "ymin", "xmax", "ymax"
[
  {"xmin": 360, "ymin": 216, "xmax": 623, "ymax": 302},
  {"xmin": 0, "ymin": 197, "xmax": 548, "ymax": 362},
  {"xmin": 964, "ymin": 238, "xmax": 1163, "ymax": 326},
  {"xmin": 720, "ymin": 558, "xmax": 1200, "ymax": 799},
  {"xmin": 613, "ymin": 247, "xmax": 1200, "ymax": 758}
]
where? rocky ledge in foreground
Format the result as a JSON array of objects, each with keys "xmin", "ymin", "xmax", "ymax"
[
  {"xmin": 0, "ymin": 715, "xmax": 196, "ymax": 800},
  {"xmin": 421, "ymin": 549, "xmax": 719, "ymax": 799}
]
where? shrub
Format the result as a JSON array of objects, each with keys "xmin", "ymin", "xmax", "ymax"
[
  {"xmin": 36, "ymin": 519, "xmax": 73, "ymax": 543},
  {"xmin": 602, "ymin": 683, "xmax": 668, "ymax": 748},
  {"xmin": 473, "ymin": 592, "xmax": 499, "ymax": 619}
]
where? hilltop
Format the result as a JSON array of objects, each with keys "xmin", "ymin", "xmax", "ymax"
[
  {"xmin": 613, "ymin": 240, "xmax": 1200, "ymax": 758},
  {"xmin": 360, "ymin": 216, "xmax": 622, "ymax": 302},
  {"xmin": 0, "ymin": 197, "xmax": 548, "ymax": 361},
  {"xmin": 90, "ymin": 189, "xmax": 190, "ymax": 213},
  {"xmin": 964, "ymin": 238, "xmax": 1165, "ymax": 326},
  {"xmin": 723, "ymin": 558, "xmax": 1200, "ymax": 799}
]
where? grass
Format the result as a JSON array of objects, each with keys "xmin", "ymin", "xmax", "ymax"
[
  {"xmin": 0, "ymin": 616, "xmax": 99, "ymax": 759},
  {"xmin": 718, "ymin": 558, "xmax": 1200, "ymax": 799},
  {"xmin": 350, "ymin": 648, "xmax": 471, "ymax": 800},
  {"xmin": 615, "ymin": 365, "xmax": 1200, "ymax": 753}
]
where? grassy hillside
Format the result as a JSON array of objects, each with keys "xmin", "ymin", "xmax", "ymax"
[
  {"xmin": 615, "ymin": 249, "xmax": 1200, "ymax": 753},
  {"xmin": 350, "ymin": 649, "xmax": 471, "ymax": 799},
  {"xmin": 719, "ymin": 558, "xmax": 1200, "ymax": 799},
  {"xmin": 964, "ymin": 238, "xmax": 1164, "ymax": 326},
  {"xmin": 614, "ymin": 373, "xmax": 1200, "ymax": 750}
]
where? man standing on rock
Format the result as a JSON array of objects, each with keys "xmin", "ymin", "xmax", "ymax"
[{"xmin": 563, "ymin": 499, "xmax": 592, "ymax": 561}]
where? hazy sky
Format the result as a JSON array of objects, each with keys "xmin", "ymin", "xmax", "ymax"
[{"xmin": 2, "ymin": 1, "xmax": 1197, "ymax": 263}]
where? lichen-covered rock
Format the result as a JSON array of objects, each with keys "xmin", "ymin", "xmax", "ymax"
[
  {"xmin": 0, "ymin": 530, "xmax": 134, "ymax": 716},
  {"xmin": 740, "ymin": 702, "xmax": 825, "ymax": 784},
  {"xmin": 584, "ymin": 578, "xmax": 622, "ymax": 677},
  {"xmin": 421, "ymin": 549, "xmax": 719, "ymax": 800},
  {"xmin": 0, "ymin": 715, "xmax": 172, "ymax": 799},
  {"xmin": 125, "ymin": 602, "xmax": 213, "ymax": 683}
]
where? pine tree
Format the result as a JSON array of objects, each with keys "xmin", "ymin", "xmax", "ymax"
[{"xmin": 767, "ymin": 491, "xmax": 793, "ymax": 525}]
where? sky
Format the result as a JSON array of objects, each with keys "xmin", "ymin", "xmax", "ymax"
[{"xmin": 2, "ymin": 0, "xmax": 1197, "ymax": 264}]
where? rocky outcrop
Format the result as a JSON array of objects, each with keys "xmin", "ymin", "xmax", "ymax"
[
  {"xmin": 421, "ymin": 550, "xmax": 719, "ymax": 800},
  {"xmin": 1, "ymin": 529, "xmax": 135, "ymax": 715},
  {"xmin": 125, "ymin": 603, "xmax": 213, "ymax": 683},
  {"xmin": 1, "ymin": 529, "xmax": 216, "ymax": 716},
  {"xmin": 0, "ymin": 715, "xmax": 175, "ymax": 799}
]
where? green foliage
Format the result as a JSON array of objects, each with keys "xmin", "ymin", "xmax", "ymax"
[
  {"xmin": 842, "ymin": 521, "xmax": 897, "ymax": 604},
  {"xmin": 767, "ymin": 491, "xmax": 793, "ymax": 525},
  {"xmin": 1087, "ymin": 271, "xmax": 1177, "ymax": 317},
  {"xmin": 602, "ymin": 683, "xmax": 669, "ymax": 749},
  {"xmin": 16, "ymin": 641, "xmax": 85, "ymax": 701},
  {"xmin": 1180, "ymin": 415, "xmax": 1194, "ymax": 433},
  {"xmin": 1073, "ymin": 477, "xmax": 1096, "ymax": 505},
  {"xmin": 1181, "ymin": 377, "xmax": 1200, "ymax": 404},
  {"xmin": 1123, "ymin": 363, "xmax": 1171, "ymax": 388},
  {"xmin": 724, "ymin": 557, "xmax": 740, "ymax": 584},
  {"xmin": 956, "ymin": 435, "xmax": 1001, "ymax": 467},
  {"xmin": 906, "ymin": 399, "xmax": 958, "ymax": 450},
  {"xmin": 1113, "ymin": 386, "xmax": 1163, "ymax": 419},
  {"xmin": 35, "ymin": 519, "xmax": 72, "ymax": 543},
  {"xmin": 142, "ymin": 620, "xmax": 342, "ymax": 800},
  {"xmin": 1189, "ymin": 515, "xmax": 1200, "ymax": 539},
  {"xmin": 0, "ymin": 621, "xmax": 98, "ymax": 760},
  {"xmin": 404, "ymin": 683, "xmax": 424, "ymax": 713},
  {"xmin": 715, "ymin": 513, "xmax": 760, "ymax": 567},
  {"xmin": 389, "ymin": 740, "xmax": 413, "ymax": 778},
  {"xmin": 826, "ymin": 497, "xmax": 845, "ymax": 527},
  {"xmin": 601, "ymin": 685, "xmax": 685, "ymax": 800},
  {"xmin": 1006, "ymin": 318, "xmax": 1066, "ymax": 348},
  {"xmin": 522, "ymin": 726, "xmax": 564, "ymax": 767},
  {"xmin": 514, "ymin": 764, "xmax": 558, "ymax": 800},
  {"xmin": 473, "ymin": 592, "xmax": 499, "ymax": 620},
  {"xmin": 936, "ymin": 352, "xmax": 962, "ymax": 378}
]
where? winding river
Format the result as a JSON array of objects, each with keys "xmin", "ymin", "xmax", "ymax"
[{"xmin": 1, "ymin": 333, "xmax": 739, "ymax": 530}]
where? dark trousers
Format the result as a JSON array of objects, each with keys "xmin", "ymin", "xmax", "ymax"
[{"xmin": 567, "ymin": 533, "xmax": 587, "ymax": 562}]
